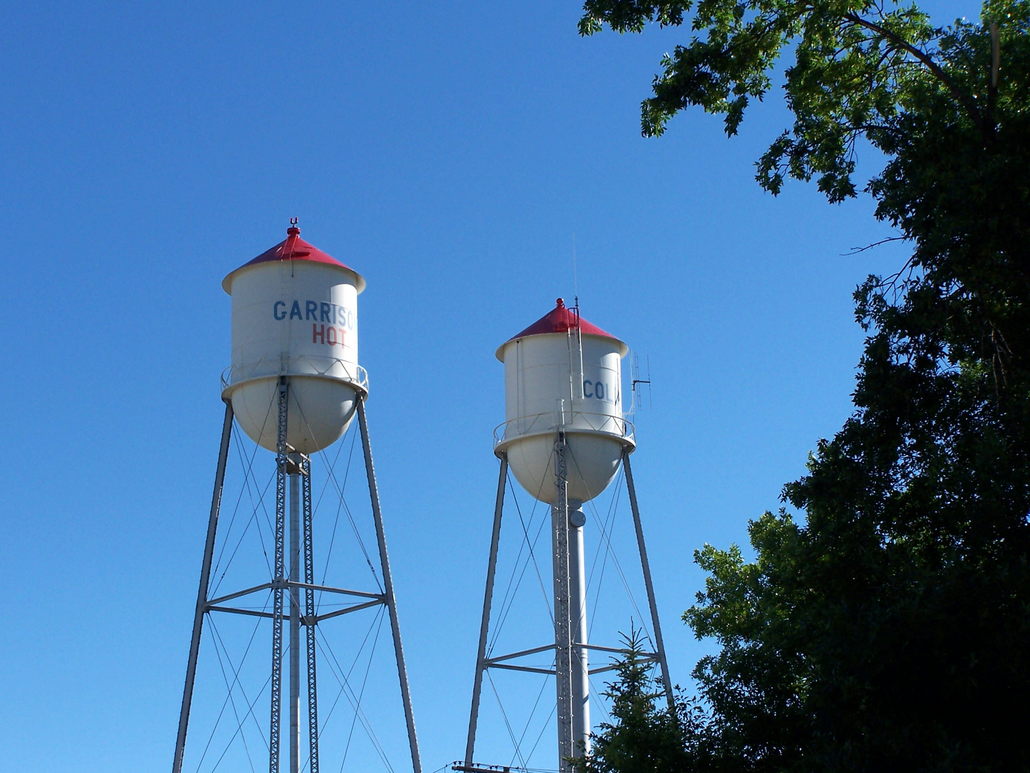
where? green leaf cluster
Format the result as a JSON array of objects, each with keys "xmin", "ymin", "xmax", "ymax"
[
  {"xmin": 581, "ymin": 1, "xmax": 1023, "ymax": 200},
  {"xmin": 581, "ymin": 1, "xmax": 1030, "ymax": 770}
]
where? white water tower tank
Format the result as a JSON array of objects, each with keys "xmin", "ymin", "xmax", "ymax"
[
  {"xmin": 495, "ymin": 298, "xmax": 634, "ymax": 504},
  {"xmin": 222, "ymin": 224, "xmax": 367, "ymax": 454}
]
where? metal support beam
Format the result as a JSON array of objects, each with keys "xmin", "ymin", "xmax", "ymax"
[
  {"xmin": 269, "ymin": 378, "xmax": 289, "ymax": 773},
  {"xmin": 172, "ymin": 400, "xmax": 234, "ymax": 773},
  {"xmin": 289, "ymin": 456, "xmax": 302, "ymax": 773},
  {"xmin": 484, "ymin": 663, "xmax": 556, "ymax": 675},
  {"xmin": 312, "ymin": 597, "xmax": 385, "ymax": 623},
  {"xmin": 581, "ymin": 643, "xmax": 658, "ymax": 656},
  {"xmin": 484, "ymin": 643, "xmax": 555, "ymax": 664},
  {"xmin": 207, "ymin": 582, "xmax": 276, "ymax": 606},
  {"xmin": 552, "ymin": 433, "xmax": 574, "ymax": 772},
  {"xmin": 204, "ymin": 606, "xmax": 276, "ymax": 619},
  {"xmin": 464, "ymin": 453, "xmax": 508, "ymax": 765},
  {"xmin": 207, "ymin": 580, "xmax": 381, "ymax": 607},
  {"xmin": 622, "ymin": 450, "xmax": 674, "ymax": 711},
  {"xmin": 288, "ymin": 582, "xmax": 383, "ymax": 600},
  {"xmin": 302, "ymin": 456, "xmax": 320, "ymax": 773},
  {"xmin": 567, "ymin": 504, "xmax": 589, "ymax": 759},
  {"xmin": 460, "ymin": 438, "xmax": 669, "ymax": 772},
  {"xmin": 179, "ymin": 381, "xmax": 421, "ymax": 773},
  {"xmin": 357, "ymin": 396, "xmax": 423, "ymax": 773}
]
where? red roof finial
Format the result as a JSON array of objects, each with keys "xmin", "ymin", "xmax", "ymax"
[
  {"xmin": 556, "ymin": 297, "xmax": 565, "ymax": 308},
  {"xmin": 287, "ymin": 216, "xmax": 300, "ymax": 237}
]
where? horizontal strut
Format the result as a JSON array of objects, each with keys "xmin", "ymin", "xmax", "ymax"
[{"xmin": 483, "ymin": 643, "xmax": 555, "ymax": 665}]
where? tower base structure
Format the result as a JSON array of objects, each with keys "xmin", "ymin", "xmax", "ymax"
[
  {"xmin": 463, "ymin": 437, "xmax": 673, "ymax": 773},
  {"xmin": 172, "ymin": 379, "xmax": 421, "ymax": 773}
]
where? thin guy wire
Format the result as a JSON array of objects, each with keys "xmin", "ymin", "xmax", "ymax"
[{"xmin": 486, "ymin": 669, "xmax": 530, "ymax": 771}]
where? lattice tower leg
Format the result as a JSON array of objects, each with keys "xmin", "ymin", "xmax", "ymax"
[
  {"xmin": 172, "ymin": 401, "xmax": 234, "ymax": 773},
  {"xmin": 269, "ymin": 378, "xmax": 289, "ymax": 773},
  {"xmin": 302, "ymin": 456, "xmax": 320, "ymax": 773},
  {"xmin": 289, "ymin": 454, "xmax": 302, "ymax": 773},
  {"xmin": 622, "ymin": 450, "xmax": 675, "ymax": 710},
  {"xmin": 552, "ymin": 433, "xmax": 574, "ymax": 772},
  {"xmin": 463, "ymin": 453, "xmax": 508, "ymax": 766},
  {"xmin": 356, "ymin": 397, "xmax": 423, "ymax": 773}
]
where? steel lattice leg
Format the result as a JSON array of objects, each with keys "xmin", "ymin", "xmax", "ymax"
[
  {"xmin": 357, "ymin": 397, "xmax": 423, "ymax": 773},
  {"xmin": 302, "ymin": 456, "xmax": 320, "ymax": 773},
  {"xmin": 289, "ymin": 456, "xmax": 302, "ymax": 773},
  {"xmin": 172, "ymin": 401, "xmax": 234, "ymax": 773},
  {"xmin": 622, "ymin": 450, "xmax": 675, "ymax": 711},
  {"xmin": 464, "ymin": 453, "xmax": 508, "ymax": 766},
  {"xmin": 552, "ymin": 432, "xmax": 574, "ymax": 771},
  {"xmin": 269, "ymin": 379, "xmax": 289, "ymax": 773}
]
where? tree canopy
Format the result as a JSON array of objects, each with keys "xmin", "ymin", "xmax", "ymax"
[{"xmin": 579, "ymin": 1, "xmax": 1030, "ymax": 770}]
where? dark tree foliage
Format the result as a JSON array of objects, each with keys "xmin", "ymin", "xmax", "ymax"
[{"xmin": 581, "ymin": 1, "xmax": 1030, "ymax": 770}]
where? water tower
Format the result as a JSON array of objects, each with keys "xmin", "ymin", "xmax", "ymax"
[
  {"xmin": 172, "ymin": 222, "xmax": 421, "ymax": 773},
  {"xmin": 461, "ymin": 299, "xmax": 674, "ymax": 773}
]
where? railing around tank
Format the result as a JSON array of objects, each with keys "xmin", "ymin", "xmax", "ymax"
[
  {"xmin": 493, "ymin": 410, "xmax": 635, "ymax": 449},
  {"xmin": 221, "ymin": 356, "xmax": 369, "ymax": 392}
]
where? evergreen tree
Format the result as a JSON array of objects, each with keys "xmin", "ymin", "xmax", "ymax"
[{"xmin": 575, "ymin": 630, "xmax": 694, "ymax": 773}]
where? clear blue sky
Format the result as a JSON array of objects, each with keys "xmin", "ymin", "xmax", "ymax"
[{"xmin": 2, "ymin": 1, "xmax": 976, "ymax": 771}]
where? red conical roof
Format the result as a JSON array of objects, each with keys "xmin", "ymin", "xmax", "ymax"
[
  {"xmin": 510, "ymin": 298, "xmax": 617, "ymax": 339},
  {"xmin": 497, "ymin": 298, "xmax": 624, "ymax": 359},
  {"xmin": 222, "ymin": 225, "xmax": 365, "ymax": 293}
]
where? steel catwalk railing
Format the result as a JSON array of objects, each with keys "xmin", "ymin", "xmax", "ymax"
[
  {"xmin": 172, "ymin": 400, "xmax": 234, "ymax": 773},
  {"xmin": 357, "ymin": 396, "xmax": 423, "ymax": 773}
]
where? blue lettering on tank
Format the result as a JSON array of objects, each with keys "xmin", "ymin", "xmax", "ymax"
[
  {"xmin": 584, "ymin": 379, "xmax": 615, "ymax": 401},
  {"xmin": 273, "ymin": 299, "xmax": 355, "ymax": 328}
]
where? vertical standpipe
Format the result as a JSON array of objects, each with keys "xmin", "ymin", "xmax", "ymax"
[{"xmin": 494, "ymin": 299, "xmax": 635, "ymax": 770}]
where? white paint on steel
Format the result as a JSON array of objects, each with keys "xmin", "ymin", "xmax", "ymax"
[
  {"xmin": 568, "ymin": 507, "xmax": 590, "ymax": 756},
  {"xmin": 496, "ymin": 329, "xmax": 634, "ymax": 504},
  {"xmin": 223, "ymin": 257, "xmax": 365, "ymax": 453}
]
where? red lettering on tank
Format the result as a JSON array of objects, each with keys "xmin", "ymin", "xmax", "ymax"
[{"xmin": 311, "ymin": 324, "xmax": 345, "ymax": 347}]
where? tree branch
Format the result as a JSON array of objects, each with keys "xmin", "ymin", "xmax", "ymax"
[
  {"xmin": 845, "ymin": 235, "xmax": 906, "ymax": 255},
  {"xmin": 842, "ymin": 12, "xmax": 986, "ymax": 132}
]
